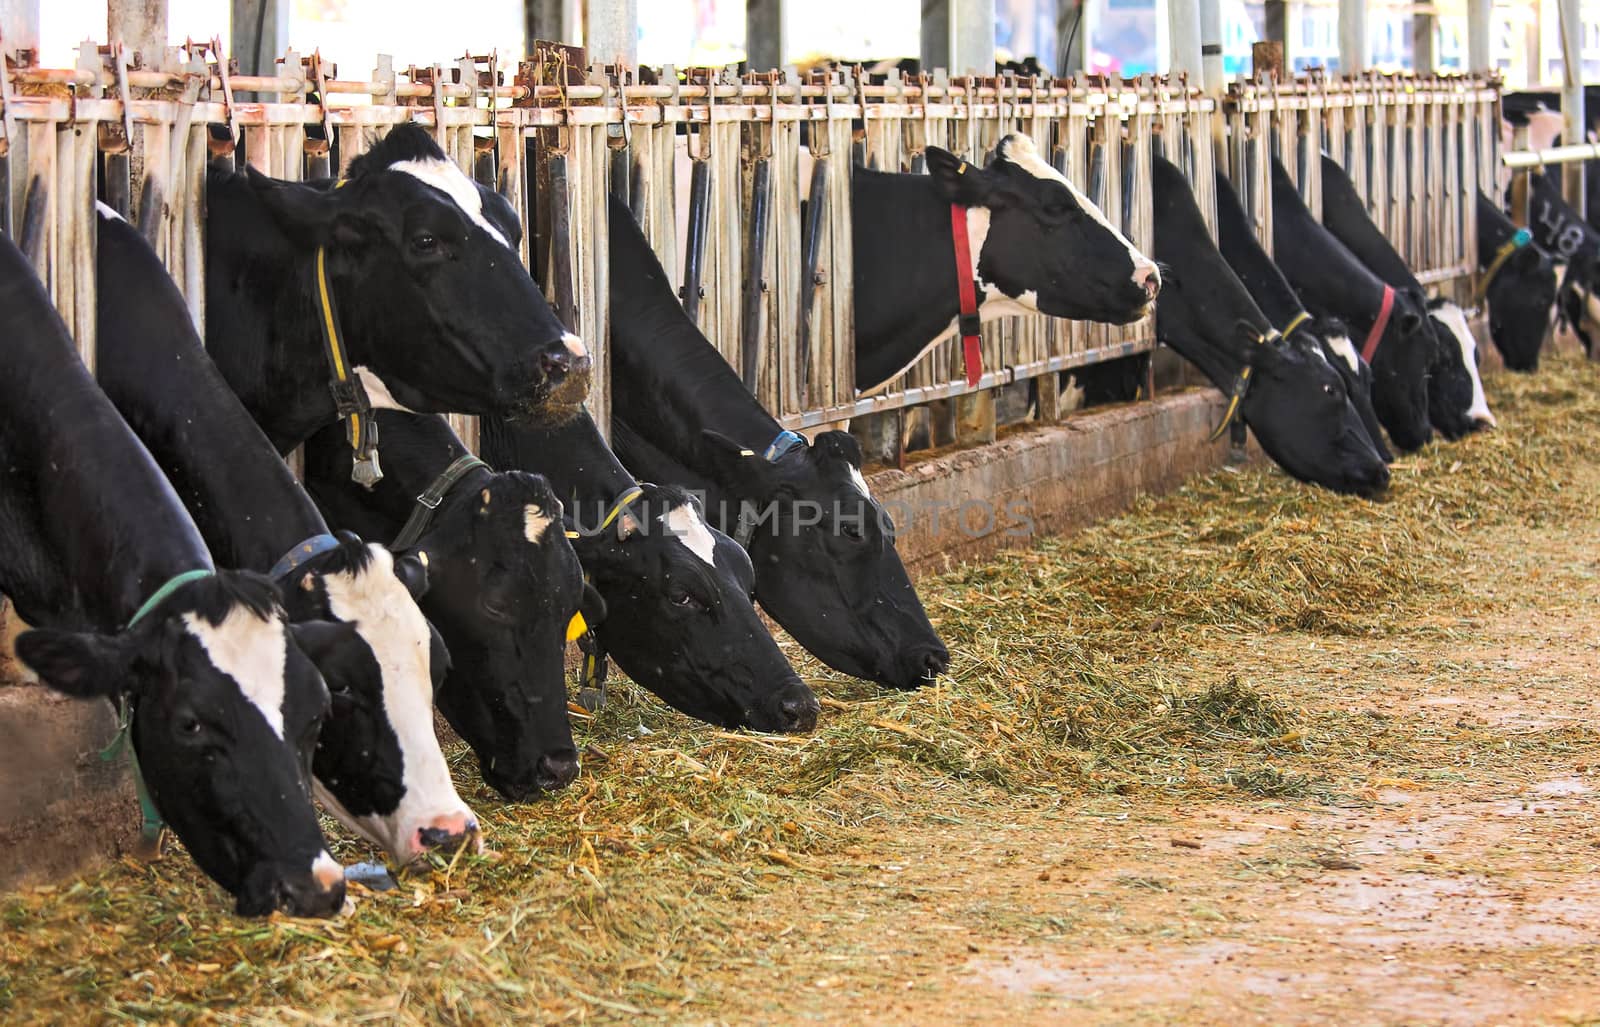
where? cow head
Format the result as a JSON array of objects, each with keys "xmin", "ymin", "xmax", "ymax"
[
  {"xmin": 276, "ymin": 535, "xmax": 480, "ymax": 865},
  {"xmin": 571, "ymin": 485, "xmax": 820, "ymax": 733},
  {"xmin": 1243, "ymin": 330, "xmax": 1392, "ymax": 497},
  {"xmin": 1366, "ymin": 294, "xmax": 1436, "ymax": 453},
  {"xmin": 1426, "ymin": 299, "xmax": 1495, "ymax": 438},
  {"xmin": 927, "ymin": 134, "xmax": 1159, "ymax": 324},
  {"xmin": 396, "ymin": 471, "xmax": 593, "ymax": 801},
  {"xmin": 1485, "ymin": 242, "xmax": 1557, "ymax": 371},
  {"xmin": 698, "ymin": 430, "xmax": 949, "ymax": 689},
  {"xmin": 1307, "ymin": 318, "xmax": 1394, "ymax": 465},
  {"xmin": 16, "ymin": 572, "xmax": 345, "ymax": 917},
  {"xmin": 242, "ymin": 125, "xmax": 589, "ymax": 423}
]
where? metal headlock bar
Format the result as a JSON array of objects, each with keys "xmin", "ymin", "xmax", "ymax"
[{"xmin": 0, "ymin": 46, "xmax": 1497, "ymax": 445}]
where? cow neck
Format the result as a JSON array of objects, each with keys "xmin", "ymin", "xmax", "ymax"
[
  {"xmin": 479, "ymin": 410, "xmax": 638, "ymax": 535},
  {"xmin": 205, "ymin": 178, "xmax": 353, "ymax": 454},
  {"xmin": 850, "ymin": 169, "xmax": 970, "ymax": 390},
  {"xmin": 375, "ymin": 415, "xmax": 493, "ymax": 551},
  {"xmin": 0, "ymin": 240, "xmax": 213, "ymax": 632},
  {"xmin": 1214, "ymin": 176, "xmax": 1309, "ymax": 328},
  {"xmin": 1362, "ymin": 285, "xmax": 1397, "ymax": 363},
  {"xmin": 605, "ymin": 198, "xmax": 780, "ymax": 460},
  {"xmin": 1475, "ymin": 228, "xmax": 1532, "ymax": 302},
  {"xmin": 96, "ymin": 214, "xmax": 334, "ymax": 576}
]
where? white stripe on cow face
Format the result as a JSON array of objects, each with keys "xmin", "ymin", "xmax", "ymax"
[
  {"xmin": 848, "ymin": 466, "xmax": 871, "ymax": 498},
  {"xmin": 183, "ymin": 607, "xmax": 290, "ymax": 740},
  {"xmin": 995, "ymin": 134, "xmax": 1161, "ymax": 292},
  {"xmin": 1324, "ymin": 334, "xmax": 1361, "ymax": 374},
  {"xmin": 318, "ymin": 544, "xmax": 475, "ymax": 862},
  {"xmin": 524, "ymin": 503, "xmax": 555, "ymax": 543},
  {"xmin": 388, "ymin": 158, "xmax": 513, "ymax": 251},
  {"xmin": 1430, "ymin": 301, "xmax": 1495, "ymax": 426},
  {"xmin": 95, "ymin": 201, "xmax": 126, "ymax": 223},
  {"xmin": 562, "ymin": 332, "xmax": 588, "ymax": 360},
  {"xmin": 664, "ymin": 503, "xmax": 718, "ymax": 566}
]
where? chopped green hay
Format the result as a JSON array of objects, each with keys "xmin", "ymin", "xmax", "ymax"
[{"xmin": 3, "ymin": 356, "xmax": 1599, "ymax": 1022}]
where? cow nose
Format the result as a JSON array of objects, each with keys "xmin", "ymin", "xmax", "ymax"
[
  {"xmin": 534, "ymin": 749, "xmax": 581, "ymax": 792},
  {"xmin": 1139, "ymin": 267, "xmax": 1161, "ymax": 301},
  {"xmin": 540, "ymin": 349, "xmax": 573, "ymax": 380},
  {"xmin": 1471, "ymin": 411, "xmax": 1497, "ymax": 431},
  {"xmin": 417, "ymin": 812, "xmax": 481, "ymax": 853},
  {"xmin": 774, "ymin": 684, "xmax": 821, "ymax": 733},
  {"xmin": 278, "ymin": 853, "xmax": 345, "ymax": 918}
]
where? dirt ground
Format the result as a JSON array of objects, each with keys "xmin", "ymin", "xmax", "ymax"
[
  {"xmin": 3, "ymin": 361, "xmax": 1599, "ymax": 1025},
  {"xmin": 702, "ymin": 510, "xmax": 1600, "ymax": 1025}
]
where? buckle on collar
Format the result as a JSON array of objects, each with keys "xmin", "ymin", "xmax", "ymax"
[
  {"xmin": 329, "ymin": 377, "xmax": 368, "ymax": 419},
  {"xmin": 958, "ymin": 311, "xmax": 983, "ymax": 339}
]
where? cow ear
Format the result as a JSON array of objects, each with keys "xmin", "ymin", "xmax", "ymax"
[
  {"xmin": 392, "ymin": 552, "xmax": 431, "ymax": 600},
  {"xmin": 699, "ymin": 429, "xmax": 767, "ymax": 488},
  {"xmin": 811, "ymin": 430, "xmax": 864, "ymax": 469},
  {"xmin": 14, "ymin": 629, "xmax": 134, "ymax": 701},
  {"xmin": 245, "ymin": 166, "xmax": 375, "ymax": 249},
  {"xmin": 1398, "ymin": 310, "xmax": 1423, "ymax": 336},
  {"xmin": 926, "ymin": 147, "xmax": 991, "ymax": 207}
]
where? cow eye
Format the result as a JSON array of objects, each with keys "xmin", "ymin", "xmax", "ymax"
[
  {"xmin": 670, "ymin": 590, "xmax": 706, "ymax": 612},
  {"xmin": 840, "ymin": 523, "xmax": 864, "ymax": 541},
  {"xmin": 179, "ymin": 716, "xmax": 202, "ymax": 737},
  {"xmin": 411, "ymin": 232, "xmax": 439, "ymax": 254},
  {"xmin": 1322, "ymin": 384, "xmax": 1337, "ymax": 396}
]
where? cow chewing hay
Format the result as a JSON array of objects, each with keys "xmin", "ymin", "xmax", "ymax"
[{"xmin": 3, "ymin": 357, "xmax": 1600, "ymax": 1021}]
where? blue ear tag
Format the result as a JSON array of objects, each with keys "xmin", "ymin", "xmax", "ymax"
[{"xmin": 1513, "ymin": 228, "xmax": 1532, "ymax": 248}]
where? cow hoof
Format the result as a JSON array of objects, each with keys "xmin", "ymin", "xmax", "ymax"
[
  {"xmin": 131, "ymin": 827, "xmax": 166, "ymax": 864},
  {"xmin": 578, "ymin": 686, "xmax": 607, "ymax": 714}
]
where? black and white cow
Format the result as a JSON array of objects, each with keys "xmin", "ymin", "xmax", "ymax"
[
  {"xmin": 204, "ymin": 124, "xmax": 589, "ymax": 455},
  {"xmin": 1213, "ymin": 170, "xmax": 1394, "ymax": 464},
  {"xmin": 1316, "ymin": 155, "xmax": 1490, "ymax": 439},
  {"xmin": 0, "ymin": 233, "xmax": 343, "ymax": 917},
  {"xmin": 850, "ymin": 133, "xmax": 1160, "ymax": 391},
  {"xmin": 304, "ymin": 411, "xmax": 593, "ymax": 799},
  {"xmin": 1269, "ymin": 161, "xmax": 1436, "ymax": 452},
  {"xmin": 604, "ymin": 197, "xmax": 948, "ymax": 690},
  {"xmin": 94, "ymin": 205, "xmax": 478, "ymax": 865},
  {"xmin": 1476, "ymin": 190, "xmax": 1558, "ymax": 371},
  {"xmin": 1525, "ymin": 172, "xmax": 1600, "ymax": 356},
  {"xmin": 1149, "ymin": 156, "xmax": 1390, "ymax": 496},
  {"xmin": 480, "ymin": 411, "xmax": 822, "ymax": 733}
]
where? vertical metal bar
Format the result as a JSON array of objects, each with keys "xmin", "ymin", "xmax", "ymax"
[
  {"xmin": 681, "ymin": 157, "xmax": 710, "ymax": 324},
  {"xmin": 795, "ymin": 156, "xmax": 828, "ymax": 399},
  {"xmin": 1558, "ymin": 0, "xmax": 1585, "ymax": 216},
  {"xmin": 740, "ymin": 156, "xmax": 771, "ymax": 391},
  {"xmin": 1339, "ymin": 0, "xmax": 1367, "ymax": 75},
  {"xmin": 547, "ymin": 151, "xmax": 577, "ymax": 333}
]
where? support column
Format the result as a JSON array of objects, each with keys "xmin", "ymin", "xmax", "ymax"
[
  {"xmin": 746, "ymin": 0, "xmax": 784, "ymax": 72},
  {"xmin": 1, "ymin": 0, "xmax": 40, "ymax": 59},
  {"xmin": 1058, "ymin": 0, "xmax": 1090, "ymax": 77},
  {"xmin": 1466, "ymin": 0, "xmax": 1492, "ymax": 73},
  {"xmin": 1339, "ymin": 0, "xmax": 1367, "ymax": 75},
  {"xmin": 1558, "ymin": 0, "xmax": 1585, "ymax": 214},
  {"xmin": 232, "ymin": 0, "xmax": 287, "ymax": 78},
  {"xmin": 950, "ymin": 0, "xmax": 995, "ymax": 76},
  {"xmin": 109, "ymin": 0, "xmax": 167, "ymax": 68},
  {"xmin": 1413, "ymin": 10, "xmax": 1435, "ymax": 73},
  {"xmin": 585, "ymin": 0, "xmax": 637, "ymax": 65},
  {"xmin": 1167, "ymin": 0, "xmax": 1201, "ymax": 81},
  {"xmin": 1197, "ymin": 0, "xmax": 1223, "ymax": 91},
  {"xmin": 922, "ymin": 0, "xmax": 949, "ymax": 72},
  {"xmin": 1264, "ymin": 0, "xmax": 1289, "ymax": 70}
]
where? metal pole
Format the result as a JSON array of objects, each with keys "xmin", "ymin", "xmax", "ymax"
[
  {"xmin": 1264, "ymin": 0, "xmax": 1289, "ymax": 70},
  {"xmin": 1197, "ymin": 0, "xmax": 1223, "ymax": 91},
  {"xmin": 949, "ymin": 0, "xmax": 995, "ymax": 75},
  {"xmin": 1467, "ymin": 0, "xmax": 1492, "ymax": 73},
  {"xmin": 231, "ymin": 0, "xmax": 287, "ymax": 78},
  {"xmin": 1412, "ymin": 9, "xmax": 1435, "ymax": 73},
  {"xmin": 1557, "ymin": 0, "xmax": 1585, "ymax": 215},
  {"xmin": 1339, "ymin": 0, "xmax": 1367, "ymax": 75},
  {"xmin": 1058, "ymin": 0, "xmax": 1089, "ymax": 77},
  {"xmin": 1167, "ymin": 0, "xmax": 1202, "ymax": 81},
  {"xmin": 525, "ymin": 0, "xmax": 573, "ymax": 47},
  {"xmin": 585, "ymin": 0, "xmax": 637, "ymax": 65},
  {"xmin": 1, "ymin": 0, "xmax": 40, "ymax": 58},
  {"xmin": 108, "ymin": 0, "xmax": 167, "ymax": 68},
  {"xmin": 746, "ymin": 0, "xmax": 784, "ymax": 72},
  {"xmin": 922, "ymin": 0, "xmax": 950, "ymax": 72}
]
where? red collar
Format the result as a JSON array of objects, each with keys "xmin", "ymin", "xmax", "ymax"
[
  {"xmin": 949, "ymin": 204, "xmax": 984, "ymax": 387},
  {"xmin": 1361, "ymin": 284, "xmax": 1395, "ymax": 363}
]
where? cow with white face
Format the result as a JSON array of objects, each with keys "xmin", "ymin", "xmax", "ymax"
[
  {"xmin": 94, "ymin": 206, "xmax": 479, "ymax": 867},
  {"xmin": 0, "ymin": 231, "xmax": 343, "ymax": 917},
  {"xmin": 851, "ymin": 133, "xmax": 1160, "ymax": 391}
]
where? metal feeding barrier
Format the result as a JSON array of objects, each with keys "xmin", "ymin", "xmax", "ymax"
[
  {"xmin": 0, "ymin": 44, "xmax": 1499, "ymax": 465},
  {"xmin": 1225, "ymin": 72, "xmax": 1501, "ymax": 300}
]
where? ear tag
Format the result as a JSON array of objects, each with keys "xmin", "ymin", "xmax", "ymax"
[
  {"xmin": 956, "ymin": 162, "xmax": 967, "ymax": 175},
  {"xmin": 739, "ymin": 449, "xmax": 755, "ymax": 457},
  {"xmin": 565, "ymin": 529, "xmax": 580, "ymax": 540},
  {"xmin": 480, "ymin": 488, "xmax": 491, "ymax": 505},
  {"xmin": 565, "ymin": 612, "xmax": 588, "ymax": 642},
  {"xmin": 416, "ymin": 551, "xmax": 429, "ymax": 569}
]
